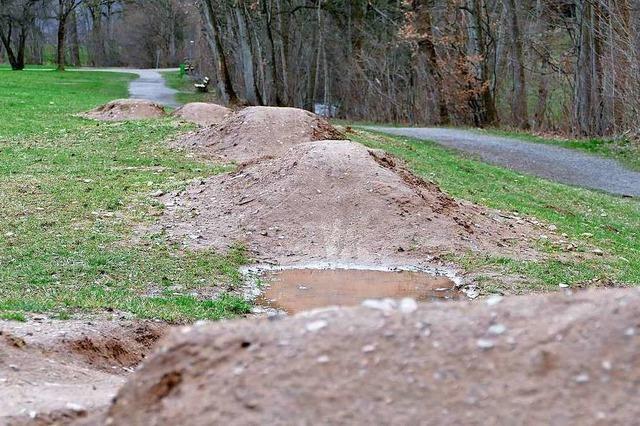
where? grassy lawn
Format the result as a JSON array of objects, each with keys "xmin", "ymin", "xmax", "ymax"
[
  {"xmin": 161, "ymin": 70, "xmax": 216, "ymax": 104},
  {"xmin": 0, "ymin": 69, "xmax": 250, "ymax": 322},
  {"xmin": 351, "ymin": 129, "xmax": 640, "ymax": 294}
]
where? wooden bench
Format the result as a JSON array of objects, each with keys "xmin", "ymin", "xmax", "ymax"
[{"xmin": 194, "ymin": 76, "xmax": 210, "ymax": 93}]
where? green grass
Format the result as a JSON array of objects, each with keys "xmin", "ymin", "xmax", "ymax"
[
  {"xmin": 161, "ymin": 71, "xmax": 216, "ymax": 104},
  {"xmin": 477, "ymin": 127, "xmax": 640, "ymax": 172},
  {"xmin": 0, "ymin": 312, "xmax": 27, "ymax": 322},
  {"xmin": 0, "ymin": 69, "xmax": 250, "ymax": 322},
  {"xmin": 351, "ymin": 129, "xmax": 640, "ymax": 295}
]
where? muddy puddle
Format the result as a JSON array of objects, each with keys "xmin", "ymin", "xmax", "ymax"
[{"xmin": 257, "ymin": 268, "xmax": 460, "ymax": 314}]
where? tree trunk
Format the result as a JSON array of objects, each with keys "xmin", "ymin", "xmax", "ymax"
[
  {"xmin": 414, "ymin": 0, "xmax": 450, "ymax": 125},
  {"xmin": 234, "ymin": 0, "xmax": 260, "ymax": 105},
  {"xmin": 69, "ymin": 9, "xmax": 81, "ymax": 67},
  {"xmin": 262, "ymin": 0, "xmax": 284, "ymax": 105},
  {"xmin": 573, "ymin": 1, "xmax": 601, "ymax": 135},
  {"xmin": 464, "ymin": 0, "xmax": 498, "ymax": 126},
  {"xmin": 201, "ymin": 0, "xmax": 239, "ymax": 105},
  {"xmin": 0, "ymin": 22, "xmax": 25, "ymax": 71},
  {"xmin": 56, "ymin": 1, "xmax": 67, "ymax": 71},
  {"xmin": 504, "ymin": 0, "xmax": 528, "ymax": 129}
]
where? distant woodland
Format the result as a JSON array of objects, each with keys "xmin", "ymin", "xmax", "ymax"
[{"xmin": 2, "ymin": 0, "xmax": 640, "ymax": 137}]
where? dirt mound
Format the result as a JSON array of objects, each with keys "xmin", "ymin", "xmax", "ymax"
[
  {"xmin": 0, "ymin": 319, "xmax": 166, "ymax": 424},
  {"xmin": 173, "ymin": 106, "xmax": 343, "ymax": 162},
  {"xmin": 158, "ymin": 140, "xmax": 542, "ymax": 266},
  {"xmin": 81, "ymin": 99, "xmax": 166, "ymax": 121},
  {"xmin": 98, "ymin": 288, "xmax": 640, "ymax": 425},
  {"xmin": 171, "ymin": 102, "xmax": 231, "ymax": 126}
]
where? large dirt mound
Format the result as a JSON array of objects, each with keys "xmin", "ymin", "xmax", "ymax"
[
  {"xmin": 99, "ymin": 288, "xmax": 640, "ymax": 425},
  {"xmin": 158, "ymin": 140, "xmax": 542, "ymax": 266},
  {"xmin": 0, "ymin": 319, "xmax": 165, "ymax": 425},
  {"xmin": 173, "ymin": 106, "xmax": 343, "ymax": 162},
  {"xmin": 81, "ymin": 99, "xmax": 166, "ymax": 121},
  {"xmin": 171, "ymin": 102, "xmax": 231, "ymax": 126}
]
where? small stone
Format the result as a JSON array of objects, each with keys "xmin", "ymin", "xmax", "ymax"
[
  {"xmin": 316, "ymin": 355, "xmax": 330, "ymax": 364},
  {"xmin": 361, "ymin": 299, "xmax": 397, "ymax": 312},
  {"xmin": 399, "ymin": 298, "xmax": 418, "ymax": 314},
  {"xmin": 305, "ymin": 320, "xmax": 328, "ymax": 332},
  {"xmin": 548, "ymin": 224, "xmax": 557, "ymax": 231},
  {"xmin": 601, "ymin": 360, "xmax": 612, "ymax": 371},
  {"xmin": 488, "ymin": 324, "xmax": 507, "ymax": 335},
  {"xmin": 574, "ymin": 373, "xmax": 590, "ymax": 383},
  {"xmin": 625, "ymin": 327, "xmax": 635, "ymax": 336},
  {"xmin": 362, "ymin": 344, "xmax": 376, "ymax": 353},
  {"xmin": 592, "ymin": 249, "xmax": 604, "ymax": 256},
  {"xmin": 559, "ymin": 283, "xmax": 569, "ymax": 288},
  {"xmin": 486, "ymin": 295, "xmax": 503, "ymax": 306},
  {"xmin": 65, "ymin": 402, "xmax": 85, "ymax": 412},
  {"xmin": 151, "ymin": 190, "xmax": 164, "ymax": 197},
  {"xmin": 476, "ymin": 339, "xmax": 495, "ymax": 350}
]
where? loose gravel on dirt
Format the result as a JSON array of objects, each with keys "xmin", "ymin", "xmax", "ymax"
[
  {"xmin": 81, "ymin": 99, "xmax": 166, "ymax": 121},
  {"xmin": 171, "ymin": 102, "xmax": 231, "ymax": 126},
  {"xmin": 158, "ymin": 140, "xmax": 545, "ymax": 267},
  {"xmin": 172, "ymin": 106, "xmax": 343, "ymax": 162}
]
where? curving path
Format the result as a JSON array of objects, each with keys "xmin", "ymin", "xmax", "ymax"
[
  {"xmin": 76, "ymin": 68, "xmax": 181, "ymax": 108},
  {"xmin": 367, "ymin": 127, "xmax": 640, "ymax": 198}
]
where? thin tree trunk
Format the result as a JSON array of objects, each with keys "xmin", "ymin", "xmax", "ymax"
[
  {"xmin": 69, "ymin": 9, "xmax": 81, "ymax": 67},
  {"xmin": 504, "ymin": 0, "xmax": 528, "ymax": 128},
  {"xmin": 234, "ymin": 0, "xmax": 260, "ymax": 105},
  {"xmin": 201, "ymin": 0, "xmax": 239, "ymax": 104},
  {"xmin": 414, "ymin": 0, "xmax": 450, "ymax": 125},
  {"xmin": 56, "ymin": 1, "xmax": 67, "ymax": 71}
]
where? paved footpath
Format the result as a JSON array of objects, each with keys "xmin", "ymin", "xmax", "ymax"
[
  {"xmin": 76, "ymin": 68, "xmax": 181, "ymax": 108},
  {"xmin": 368, "ymin": 127, "xmax": 640, "ymax": 198}
]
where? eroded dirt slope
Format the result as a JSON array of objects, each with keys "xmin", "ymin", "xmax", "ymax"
[
  {"xmin": 96, "ymin": 288, "xmax": 640, "ymax": 425},
  {"xmin": 0, "ymin": 319, "xmax": 165, "ymax": 425}
]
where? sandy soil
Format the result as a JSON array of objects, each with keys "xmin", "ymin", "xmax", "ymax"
[
  {"xmin": 171, "ymin": 103, "xmax": 231, "ymax": 126},
  {"xmin": 172, "ymin": 106, "xmax": 343, "ymax": 162},
  {"xmin": 0, "ymin": 319, "xmax": 165, "ymax": 425},
  {"xmin": 157, "ymin": 140, "xmax": 546, "ymax": 267},
  {"xmin": 80, "ymin": 99, "xmax": 166, "ymax": 121},
  {"xmin": 92, "ymin": 288, "xmax": 640, "ymax": 425}
]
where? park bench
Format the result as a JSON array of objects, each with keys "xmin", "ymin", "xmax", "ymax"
[{"xmin": 194, "ymin": 76, "xmax": 210, "ymax": 93}]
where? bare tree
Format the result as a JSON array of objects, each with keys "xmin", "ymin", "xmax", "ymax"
[{"xmin": 0, "ymin": 0, "xmax": 41, "ymax": 70}]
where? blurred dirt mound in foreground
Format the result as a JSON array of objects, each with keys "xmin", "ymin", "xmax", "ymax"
[
  {"xmin": 158, "ymin": 140, "xmax": 542, "ymax": 265},
  {"xmin": 81, "ymin": 99, "xmax": 166, "ymax": 121},
  {"xmin": 97, "ymin": 288, "xmax": 640, "ymax": 425},
  {"xmin": 173, "ymin": 106, "xmax": 343, "ymax": 162},
  {"xmin": 171, "ymin": 102, "xmax": 231, "ymax": 126}
]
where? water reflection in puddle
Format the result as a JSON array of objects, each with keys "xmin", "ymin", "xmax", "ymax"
[{"xmin": 257, "ymin": 268, "xmax": 460, "ymax": 314}]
